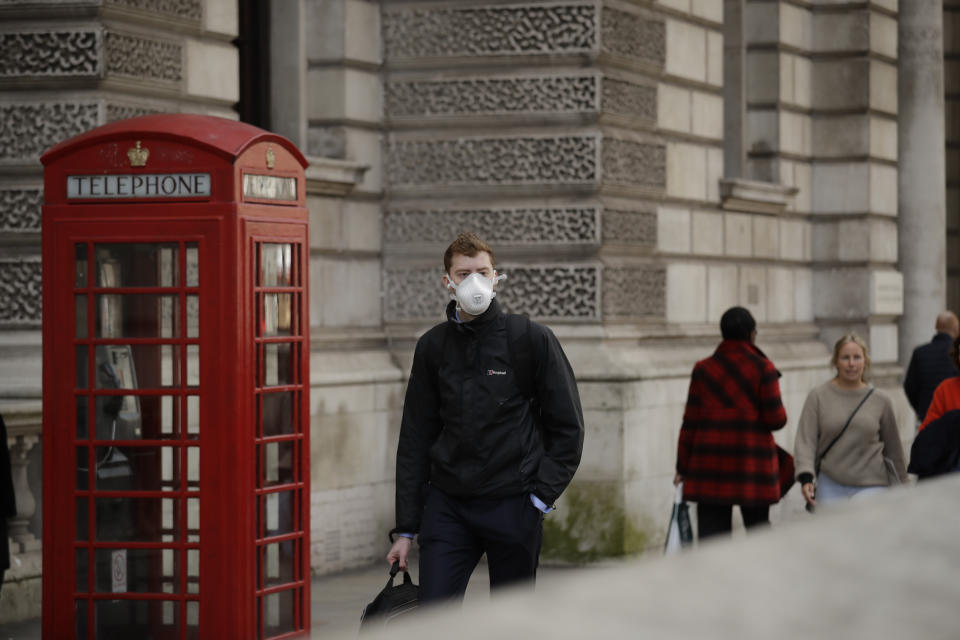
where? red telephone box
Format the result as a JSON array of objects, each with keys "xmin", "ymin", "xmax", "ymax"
[{"xmin": 41, "ymin": 115, "xmax": 311, "ymax": 639}]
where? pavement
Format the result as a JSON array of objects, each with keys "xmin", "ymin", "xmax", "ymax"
[{"xmin": 0, "ymin": 559, "xmax": 591, "ymax": 639}]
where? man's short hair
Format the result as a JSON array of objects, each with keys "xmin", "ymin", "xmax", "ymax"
[
  {"xmin": 720, "ymin": 307, "xmax": 756, "ymax": 341},
  {"xmin": 443, "ymin": 232, "xmax": 495, "ymax": 273}
]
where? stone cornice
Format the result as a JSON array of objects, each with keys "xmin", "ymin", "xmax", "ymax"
[
  {"xmin": 719, "ymin": 178, "xmax": 798, "ymax": 215},
  {"xmin": 304, "ymin": 156, "xmax": 368, "ymax": 197}
]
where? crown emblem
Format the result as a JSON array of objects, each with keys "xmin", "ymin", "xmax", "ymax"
[
  {"xmin": 266, "ymin": 146, "xmax": 275, "ymax": 170},
  {"xmin": 127, "ymin": 141, "xmax": 149, "ymax": 167}
]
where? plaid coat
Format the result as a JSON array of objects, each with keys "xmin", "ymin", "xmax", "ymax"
[{"xmin": 676, "ymin": 339, "xmax": 788, "ymax": 506}]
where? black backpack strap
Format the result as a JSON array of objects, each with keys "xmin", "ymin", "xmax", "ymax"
[
  {"xmin": 506, "ymin": 313, "xmax": 536, "ymax": 401},
  {"xmin": 815, "ymin": 387, "xmax": 875, "ymax": 476},
  {"xmin": 428, "ymin": 322, "xmax": 452, "ymax": 395}
]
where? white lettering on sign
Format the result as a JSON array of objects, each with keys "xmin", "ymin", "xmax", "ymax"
[
  {"xmin": 67, "ymin": 174, "xmax": 211, "ymax": 199},
  {"xmin": 112, "ymin": 549, "xmax": 127, "ymax": 593},
  {"xmin": 243, "ymin": 174, "xmax": 297, "ymax": 201}
]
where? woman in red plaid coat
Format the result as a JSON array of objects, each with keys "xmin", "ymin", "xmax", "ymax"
[{"xmin": 674, "ymin": 307, "xmax": 788, "ymax": 539}]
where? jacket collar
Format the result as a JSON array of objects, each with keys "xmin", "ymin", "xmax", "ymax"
[
  {"xmin": 445, "ymin": 297, "xmax": 503, "ymax": 329},
  {"xmin": 715, "ymin": 339, "xmax": 779, "ymax": 374},
  {"xmin": 716, "ymin": 338, "xmax": 756, "ymax": 355},
  {"xmin": 932, "ymin": 332, "xmax": 954, "ymax": 343}
]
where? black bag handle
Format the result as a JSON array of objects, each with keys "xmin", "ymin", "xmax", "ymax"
[
  {"xmin": 815, "ymin": 388, "xmax": 874, "ymax": 476},
  {"xmin": 386, "ymin": 561, "xmax": 414, "ymax": 587}
]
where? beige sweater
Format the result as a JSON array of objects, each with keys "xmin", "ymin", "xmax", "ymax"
[{"xmin": 794, "ymin": 382, "xmax": 908, "ymax": 487}]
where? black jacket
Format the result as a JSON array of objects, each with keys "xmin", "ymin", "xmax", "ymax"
[
  {"xmin": 908, "ymin": 409, "xmax": 960, "ymax": 479},
  {"xmin": 904, "ymin": 333, "xmax": 958, "ymax": 421},
  {"xmin": 394, "ymin": 299, "xmax": 584, "ymax": 534}
]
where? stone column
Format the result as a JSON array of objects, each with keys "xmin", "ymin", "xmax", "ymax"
[
  {"xmin": 723, "ymin": 0, "xmax": 745, "ymax": 179},
  {"xmin": 270, "ymin": 0, "xmax": 308, "ymax": 148},
  {"xmin": 302, "ymin": 0, "xmax": 395, "ymax": 576},
  {"xmin": 806, "ymin": 3, "xmax": 902, "ymax": 369},
  {"xmin": 899, "ymin": 0, "xmax": 947, "ymax": 365}
]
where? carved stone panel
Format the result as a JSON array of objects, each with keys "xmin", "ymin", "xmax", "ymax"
[
  {"xmin": 0, "ymin": 31, "xmax": 101, "ymax": 77},
  {"xmin": 601, "ymin": 139, "xmax": 666, "ymax": 189},
  {"xmin": 601, "ymin": 79, "xmax": 656, "ymax": 121},
  {"xmin": 602, "ymin": 266, "xmax": 666, "ymax": 317},
  {"xmin": 0, "ymin": 258, "xmax": 42, "ymax": 326},
  {"xmin": 105, "ymin": 0, "xmax": 202, "ymax": 20},
  {"xmin": 385, "ymin": 264, "xmax": 600, "ymax": 321},
  {"xmin": 105, "ymin": 32, "xmax": 181, "ymax": 82},
  {"xmin": 0, "ymin": 102, "xmax": 99, "ymax": 160},
  {"xmin": 383, "ymin": 4, "xmax": 597, "ymax": 59},
  {"xmin": 0, "ymin": 189, "xmax": 42, "ymax": 233},
  {"xmin": 601, "ymin": 209, "xmax": 656, "ymax": 246},
  {"xmin": 498, "ymin": 265, "xmax": 599, "ymax": 319},
  {"xmin": 384, "ymin": 207, "xmax": 600, "ymax": 244},
  {"xmin": 386, "ymin": 74, "xmax": 599, "ymax": 118},
  {"xmin": 106, "ymin": 103, "xmax": 165, "ymax": 122},
  {"xmin": 383, "ymin": 268, "xmax": 448, "ymax": 322},
  {"xmin": 600, "ymin": 8, "xmax": 665, "ymax": 67},
  {"xmin": 387, "ymin": 135, "xmax": 598, "ymax": 187}
]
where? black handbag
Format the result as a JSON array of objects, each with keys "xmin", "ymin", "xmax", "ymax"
[
  {"xmin": 776, "ymin": 445, "xmax": 796, "ymax": 499},
  {"xmin": 359, "ymin": 562, "xmax": 419, "ymax": 631}
]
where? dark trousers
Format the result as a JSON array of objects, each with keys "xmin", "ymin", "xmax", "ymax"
[
  {"xmin": 697, "ymin": 503, "xmax": 769, "ymax": 540},
  {"xmin": 418, "ymin": 488, "xmax": 543, "ymax": 603}
]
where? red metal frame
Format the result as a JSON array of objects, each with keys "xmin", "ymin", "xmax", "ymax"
[{"xmin": 41, "ymin": 115, "xmax": 310, "ymax": 640}]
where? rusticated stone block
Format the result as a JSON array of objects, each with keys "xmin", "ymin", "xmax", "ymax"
[
  {"xmin": 602, "ymin": 139, "xmax": 666, "ymax": 189},
  {"xmin": 0, "ymin": 31, "xmax": 100, "ymax": 77},
  {"xmin": 387, "ymin": 136, "xmax": 599, "ymax": 187},
  {"xmin": 105, "ymin": 0, "xmax": 202, "ymax": 20},
  {"xmin": 106, "ymin": 103, "xmax": 165, "ymax": 123},
  {"xmin": 384, "ymin": 74, "xmax": 655, "ymax": 121},
  {"xmin": 602, "ymin": 266, "xmax": 666, "ymax": 317},
  {"xmin": 0, "ymin": 259, "xmax": 42, "ymax": 326},
  {"xmin": 106, "ymin": 31, "xmax": 181, "ymax": 81},
  {"xmin": 600, "ymin": 7, "xmax": 665, "ymax": 67},
  {"xmin": 602, "ymin": 79, "xmax": 657, "ymax": 121},
  {"xmin": 601, "ymin": 209, "xmax": 656, "ymax": 246},
  {"xmin": 382, "ymin": 4, "xmax": 665, "ymax": 68},
  {"xmin": 383, "ymin": 4, "xmax": 596, "ymax": 58},
  {"xmin": 0, "ymin": 102, "xmax": 99, "ymax": 160},
  {"xmin": 386, "ymin": 75, "xmax": 598, "ymax": 117},
  {"xmin": 384, "ymin": 207, "xmax": 600, "ymax": 244},
  {"xmin": 384, "ymin": 265, "xmax": 600, "ymax": 320},
  {"xmin": 0, "ymin": 189, "xmax": 42, "ymax": 233}
]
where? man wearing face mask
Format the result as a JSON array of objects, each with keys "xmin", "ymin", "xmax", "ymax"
[{"xmin": 386, "ymin": 232, "xmax": 584, "ymax": 602}]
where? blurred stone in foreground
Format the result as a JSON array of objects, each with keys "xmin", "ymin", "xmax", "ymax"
[{"xmin": 361, "ymin": 475, "xmax": 960, "ymax": 640}]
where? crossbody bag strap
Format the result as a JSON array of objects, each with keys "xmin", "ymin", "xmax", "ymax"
[{"xmin": 815, "ymin": 387, "xmax": 875, "ymax": 476}]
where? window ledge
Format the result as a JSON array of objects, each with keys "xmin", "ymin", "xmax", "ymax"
[
  {"xmin": 719, "ymin": 178, "xmax": 798, "ymax": 215},
  {"xmin": 304, "ymin": 156, "xmax": 369, "ymax": 197}
]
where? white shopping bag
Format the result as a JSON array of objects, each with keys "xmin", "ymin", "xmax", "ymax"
[{"xmin": 664, "ymin": 482, "xmax": 693, "ymax": 554}]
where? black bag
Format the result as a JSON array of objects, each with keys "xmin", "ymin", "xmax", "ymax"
[{"xmin": 359, "ymin": 562, "xmax": 419, "ymax": 631}]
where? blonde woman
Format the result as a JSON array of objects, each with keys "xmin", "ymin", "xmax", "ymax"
[{"xmin": 794, "ymin": 335, "xmax": 908, "ymax": 509}]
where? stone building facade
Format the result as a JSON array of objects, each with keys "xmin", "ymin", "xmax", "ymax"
[{"xmin": 0, "ymin": 0, "xmax": 953, "ymax": 623}]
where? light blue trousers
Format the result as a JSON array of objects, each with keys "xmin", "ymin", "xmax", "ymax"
[{"xmin": 817, "ymin": 472, "xmax": 886, "ymax": 505}]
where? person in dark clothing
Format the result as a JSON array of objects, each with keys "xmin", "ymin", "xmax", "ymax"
[
  {"xmin": 385, "ymin": 232, "xmax": 584, "ymax": 602},
  {"xmin": 903, "ymin": 311, "xmax": 959, "ymax": 424},
  {"xmin": 909, "ymin": 409, "xmax": 960, "ymax": 479},
  {"xmin": 0, "ymin": 413, "xmax": 16, "ymax": 590},
  {"xmin": 674, "ymin": 307, "xmax": 788, "ymax": 539}
]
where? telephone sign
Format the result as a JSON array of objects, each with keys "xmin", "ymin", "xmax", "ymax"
[{"xmin": 67, "ymin": 173, "xmax": 212, "ymax": 199}]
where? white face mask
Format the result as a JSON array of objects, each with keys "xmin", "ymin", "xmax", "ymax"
[{"xmin": 447, "ymin": 272, "xmax": 503, "ymax": 316}]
